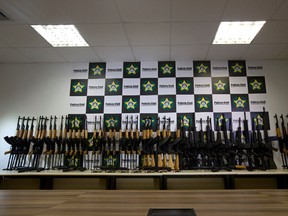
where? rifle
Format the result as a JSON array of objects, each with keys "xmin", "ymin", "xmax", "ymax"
[
  {"xmin": 198, "ymin": 118, "xmax": 204, "ymax": 147},
  {"xmin": 209, "ymin": 117, "xmax": 215, "ymax": 144},
  {"xmin": 206, "ymin": 116, "xmax": 211, "ymax": 146},
  {"xmin": 15, "ymin": 116, "xmax": 22, "ymax": 138},
  {"xmin": 235, "ymin": 117, "xmax": 242, "ymax": 146},
  {"xmin": 280, "ymin": 114, "xmax": 288, "ymax": 150},
  {"xmin": 251, "ymin": 117, "xmax": 257, "ymax": 145},
  {"xmin": 262, "ymin": 108, "xmax": 277, "ymax": 169},
  {"xmin": 243, "ymin": 112, "xmax": 250, "ymax": 144},
  {"xmin": 275, "ymin": 114, "xmax": 288, "ymax": 168},
  {"xmin": 229, "ymin": 118, "xmax": 235, "ymax": 145},
  {"xmin": 134, "ymin": 115, "xmax": 140, "ymax": 169},
  {"xmin": 221, "ymin": 114, "xmax": 229, "ymax": 147},
  {"xmin": 215, "ymin": 118, "xmax": 221, "ymax": 146}
]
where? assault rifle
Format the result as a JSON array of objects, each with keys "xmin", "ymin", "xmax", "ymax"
[{"xmin": 275, "ymin": 114, "xmax": 288, "ymax": 168}]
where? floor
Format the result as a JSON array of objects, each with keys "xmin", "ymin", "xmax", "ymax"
[{"xmin": 0, "ymin": 189, "xmax": 288, "ymax": 215}]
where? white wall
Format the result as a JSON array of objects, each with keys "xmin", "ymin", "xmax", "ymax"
[{"xmin": 0, "ymin": 60, "xmax": 288, "ymax": 169}]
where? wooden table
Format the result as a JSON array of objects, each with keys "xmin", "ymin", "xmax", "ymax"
[{"xmin": 0, "ymin": 190, "xmax": 288, "ymax": 216}]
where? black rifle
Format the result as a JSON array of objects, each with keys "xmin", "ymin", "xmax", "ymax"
[
  {"xmin": 229, "ymin": 118, "xmax": 235, "ymax": 145},
  {"xmin": 275, "ymin": 114, "xmax": 288, "ymax": 168},
  {"xmin": 235, "ymin": 117, "xmax": 242, "ymax": 146},
  {"xmin": 243, "ymin": 112, "xmax": 250, "ymax": 144},
  {"xmin": 198, "ymin": 118, "xmax": 204, "ymax": 147}
]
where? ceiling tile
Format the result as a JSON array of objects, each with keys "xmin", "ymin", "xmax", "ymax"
[
  {"xmin": 56, "ymin": 47, "xmax": 100, "ymax": 63},
  {"xmin": 172, "ymin": 0, "xmax": 226, "ymax": 22},
  {"xmin": 57, "ymin": 0, "xmax": 121, "ymax": 24},
  {"xmin": 275, "ymin": 45, "xmax": 288, "ymax": 59},
  {"xmin": 0, "ymin": 40, "xmax": 9, "ymax": 47},
  {"xmin": 93, "ymin": 46, "xmax": 134, "ymax": 62},
  {"xmin": 0, "ymin": 48, "xmax": 31, "ymax": 63},
  {"xmin": 253, "ymin": 21, "xmax": 288, "ymax": 44},
  {"xmin": 0, "ymin": 25, "xmax": 50, "ymax": 47},
  {"xmin": 132, "ymin": 46, "xmax": 170, "ymax": 61},
  {"xmin": 272, "ymin": 0, "xmax": 288, "ymax": 20},
  {"xmin": 171, "ymin": 45, "xmax": 209, "ymax": 61},
  {"xmin": 77, "ymin": 24, "xmax": 129, "ymax": 46},
  {"xmin": 125, "ymin": 23, "xmax": 170, "ymax": 45},
  {"xmin": 17, "ymin": 47, "xmax": 67, "ymax": 62},
  {"xmin": 206, "ymin": 45, "xmax": 248, "ymax": 60},
  {"xmin": 116, "ymin": 0, "xmax": 170, "ymax": 22},
  {"xmin": 242, "ymin": 44, "xmax": 286, "ymax": 60},
  {"xmin": 0, "ymin": 0, "xmax": 121, "ymax": 24},
  {"xmin": 171, "ymin": 22, "xmax": 219, "ymax": 45},
  {"xmin": 222, "ymin": 0, "xmax": 283, "ymax": 20}
]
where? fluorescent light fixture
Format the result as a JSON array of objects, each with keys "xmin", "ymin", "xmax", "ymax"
[
  {"xmin": 31, "ymin": 25, "xmax": 89, "ymax": 47},
  {"xmin": 213, "ymin": 21, "xmax": 266, "ymax": 44}
]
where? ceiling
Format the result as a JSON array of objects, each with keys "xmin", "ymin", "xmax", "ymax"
[{"xmin": 0, "ymin": 0, "xmax": 288, "ymax": 63}]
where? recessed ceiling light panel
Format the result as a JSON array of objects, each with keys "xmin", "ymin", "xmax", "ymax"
[
  {"xmin": 31, "ymin": 25, "xmax": 89, "ymax": 47},
  {"xmin": 213, "ymin": 21, "xmax": 266, "ymax": 44}
]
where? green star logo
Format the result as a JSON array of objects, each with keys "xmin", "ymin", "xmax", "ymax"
[
  {"xmin": 217, "ymin": 115, "xmax": 227, "ymax": 127},
  {"xmin": 71, "ymin": 117, "xmax": 81, "ymax": 128},
  {"xmin": 254, "ymin": 115, "xmax": 264, "ymax": 126},
  {"xmin": 215, "ymin": 80, "xmax": 226, "ymax": 90},
  {"xmin": 143, "ymin": 81, "xmax": 155, "ymax": 92},
  {"xmin": 161, "ymin": 98, "xmax": 173, "ymax": 109},
  {"xmin": 250, "ymin": 79, "xmax": 262, "ymax": 90},
  {"xmin": 231, "ymin": 63, "xmax": 243, "ymax": 73},
  {"xmin": 92, "ymin": 65, "xmax": 103, "ymax": 75},
  {"xmin": 161, "ymin": 64, "xmax": 173, "ymax": 74},
  {"xmin": 104, "ymin": 155, "xmax": 117, "ymax": 166},
  {"xmin": 196, "ymin": 63, "xmax": 208, "ymax": 73},
  {"xmin": 182, "ymin": 116, "xmax": 190, "ymax": 127},
  {"xmin": 73, "ymin": 82, "xmax": 85, "ymax": 93},
  {"xmin": 89, "ymin": 99, "xmax": 101, "ymax": 110},
  {"xmin": 125, "ymin": 98, "xmax": 137, "ymax": 109},
  {"xmin": 105, "ymin": 117, "xmax": 118, "ymax": 128},
  {"xmin": 179, "ymin": 80, "xmax": 190, "ymax": 91},
  {"xmin": 234, "ymin": 97, "xmax": 246, "ymax": 108},
  {"xmin": 197, "ymin": 97, "xmax": 209, "ymax": 108},
  {"xmin": 126, "ymin": 64, "xmax": 138, "ymax": 75},
  {"xmin": 108, "ymin": 81, "xmax": 119, "ymax": 92},
  {"xmin": 141, "ymin": 118, "xmax": 155, "ymax": 125}
]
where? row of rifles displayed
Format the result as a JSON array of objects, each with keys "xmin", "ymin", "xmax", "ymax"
[
  {"xmin": 274, "ymin": 114, "xmax": 288, "ymax": 169},
  {"xmin": 3, "ymin": 108, "xmax": 282, "ymax": 173}
]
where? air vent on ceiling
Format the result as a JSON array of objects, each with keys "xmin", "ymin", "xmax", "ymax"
[{"xmin": 0, "ymin": 10, "xmax": 9, "ymax": 21}]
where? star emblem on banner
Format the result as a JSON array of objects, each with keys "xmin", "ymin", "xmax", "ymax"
[
  {"xmin": 125, "ymin": 98, "xmax": 137, "ymax": 109},
  {"xmin": 106, "ymin": 117, "xmax": 118, "ymax": 128},
  {"xmin": 89, "ymin": 99, "xmax": 101, "ymax": 110},
  {"xmin": 218, "ymin": 115, "xmax": 227, "ymax": 127},
  {"xmin": 143, "ymin": 81, "xmax": 155, "ymax": 91},
  {"xmin": 161, "ymin": 64, "xmax": 172, "ymax": 74},
  {"xmin": 108, "ymin": 81, "xmax": 119, "ymax": 92},
  {"xmin": 105, "ymin": 155, "xmax": 117, "ymax": 166},
  {"xmin": 254, "ymin": 115, "xmax": 264, "ymax": 126},
  {"xmin": 182, "ymin": 116, "xmax": 190, "ymax": 127},
  {"xmin": 234, "ymin": 97, "xmax": 246, "ymax": 108},
  {"xmin": 73, "ymin": 82, "xmax": 85, "ymax": 92},
  {"xmin": 250, "ymin": 79, "xmax": 262, "ymax": 90},
  {"xmin": 179, "ymin": 80, "xmax": 190, "ymax": 91},
  {"xmin": 215, "ymin": 80, "xmax": 226, "ymax": 90},
  {"xmin": 161, "ymin": 98, "xmax": 173, "ymax": 109},
  {"xmin": 141, "ymin": 118, "xmax": 155, "ymax": 125},
  {"xmin": 92, "ymin": 65, "xmax": 103, "ymax": 75},
  {"xmin": 196, "ymin": 63, "xmax": 208, "ymax": 73},
  {"xmin": 231, "ymin": 63, "xmax": 243, "ymax": 73},
  {"xmin": 71, "ymin": 117, "xmax": 81, "ymax": 128},
  {"xmin": 126, "ymin": 64, "xmax": 138, "ymax": 74},
  {"xmin": 197, "ymin": 97, "xmax": 209, "ymax": 108}
]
